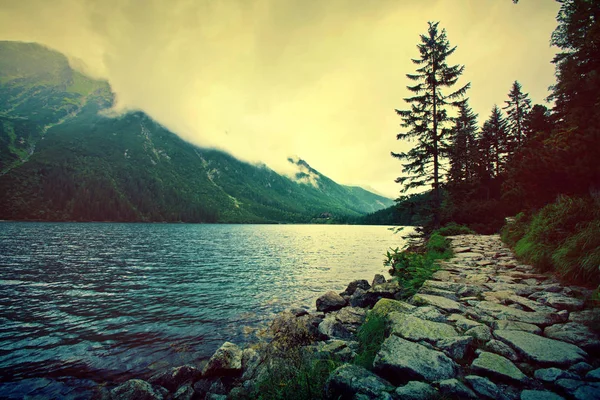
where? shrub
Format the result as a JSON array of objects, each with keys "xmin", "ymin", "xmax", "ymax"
[
  {"xmin": 552, "ymin": 219, "xmax": 600, "ymax": 283},
  {"xmin": 354, "ymin": 312, "xmax": 387, "ymax": 369},
  {"xmin": 500, "ymin": 212, "xmax": 529, "ymax": 247},
  {"xmin": 436, "ymin": 223, "xmax": 475, "ymax": 237}
]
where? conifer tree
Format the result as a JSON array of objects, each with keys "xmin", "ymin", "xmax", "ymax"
[
  {"xmin": 503, "ymin": 81, "xmax": 532, "ymax": 152},
  {"xmin": 392, "ymin": 21, "xmax": 470, "ymax": 227},
  {"xmin": 479, "ymin": 105, "xmax": 509, "ymax": 178},
  {"xmin": 449, "ymin": 101, "xmax": 479, "ymax": 184}
]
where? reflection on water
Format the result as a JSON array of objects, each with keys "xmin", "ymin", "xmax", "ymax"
[{"xmin": 0, "ymin": 222, "xmax": 409, "ymax": 398}]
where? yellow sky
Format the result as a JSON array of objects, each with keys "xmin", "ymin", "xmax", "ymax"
[{"xmin": 0, "ymin": 0, "xmax": 559, "ymax": 198}]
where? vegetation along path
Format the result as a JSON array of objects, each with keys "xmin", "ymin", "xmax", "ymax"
[{"xmin": 99, "ymin": 234, "xmax": 600, "ymax": 400}]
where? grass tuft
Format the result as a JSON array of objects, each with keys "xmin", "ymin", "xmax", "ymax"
[{"xmin": 354, "ymin": 312, "xmax": 388, "ymax": 370}]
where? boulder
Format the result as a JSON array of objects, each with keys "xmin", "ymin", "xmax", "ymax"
[
  {"xmin": 325, "ymin": 364, "xmax": 394, "ymax": 400},
  {"xmin": 172, "ymin": 385, "xmax": 194, "ymax": 400},
  {"xmin": 367, "ymin": 281, "xmax": 404, "ymax": 300},
  {"xmin": 110, "ymin": 379, "xmax": 164, "ymax": 400},
  {"xmin": 568, "ymin": 362, "xmax": 593, "ymax": 376},
  {"xmin": 544, "ymin": 322, "xmax": 600, "ymax": 354},
  {"xmin": 465, "ymin": 325, "xmax": 493, "ymax": 342},
  {"xmin": 316, "ymin": 291, "xmax": 347, "ymax": 313},
  {"xmin": 587, "ymin": 368, "xmax": 600, "ymax": 381},
  {"xmin": 350, "ymin": 288, "xmax": 370, "ymax": 308},
  {"xmin": 535, "ymin": 293, "xmax": 584, "ymax": 312},
  {"xmin": 373, "ymin": 335, "xmax": 457, "ymax": 384},
  {"xmin": 148, "ymin": 365, "xmax": 202, "ymax": 392},
  {"xmin": 534, "ymin": 368, "xmax": 578, "ymax": 382},
  {"xmin": 372, "ymin": 274, "xmax": 386, "ymax": 286},
  {"xmin": 371, "ymin": 298, "xmax": 415, "ymax": 317},
  {"xmin": 318, "ymin": 307, "xmax": 366, "ymax": 339},
  {"xmin": 341, "ymin": 279, "xmax": 371, "ymax": 296},
  {"xmin": 393, "ymin": 381, "xmax": 438, "ymax": 400},
  {"xmin": 471, "ymin": 351, "xmax": 527, "ymax": 383},
  {"xmin": 475, "ymin": 301, "xmax": 565, "ymax": 327},
  {"xmin": 494, "ymin": 330, "xmax": 587, "ymax": 367},
  {"xmin": 435, "ymin": 336, "xmax": 474, "ymax": 361},
  {"xmin": 411, "ymin": 294, "xmax": 463, "ymax": 313},
  {"xmin": 485, "ymin": 339, "xmax": 520, "ymax": 362},
  {"xmin": 388, "ymin": 312, "xmax": 458, "ymax": 342},
  {"xmin": 241, "ymin": 348, "xmax": 261, "ymax": 381},
  {"xmin": 568, "ymin": 308, "xmax": 600, "ymax": 326},
  {"xmin": 437, "ymin": 378, "xmax": 478, "ymax": 399},
  {"xmin": 203, "ymin": 342, "xmax": 243, "ymax": 377},
  {"xmin": 520, "ymin": 390, "xmax": 566, "ymax": 400},
  {"xmin": 492, "ymin": 320, "xmax": 542, "ymax": 335},
  {"xmin": 411, "ymin": 306, "xmax": 447, "ymax": 322},
  {"xmin": 464, "ymin": 375, "xmax": 507, "ymax": 400}
]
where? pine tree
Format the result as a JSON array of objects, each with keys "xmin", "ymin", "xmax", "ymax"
[
  {"xmin": 392, "ymin": 21, "xmax": 470, "ymax": 227},
  {"xmin": 479, "ymin": 105, "xmax": 509, "ymax": 178},
  {"xmin": 503, "ymin": 81, "xmax": 532, "ymax": 153},
  {"xmin": 448, "ymin": 101, "xmax": 479, "ymax": 184}
]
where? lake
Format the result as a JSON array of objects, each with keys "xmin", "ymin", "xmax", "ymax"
[{"xmin": 0, "ymin": 222, "xmax": 409, "ymax": 399}]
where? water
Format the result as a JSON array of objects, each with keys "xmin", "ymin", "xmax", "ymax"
[{"xmin": 0, "ymin": 222, "xmax": 409, "ymax": 398}]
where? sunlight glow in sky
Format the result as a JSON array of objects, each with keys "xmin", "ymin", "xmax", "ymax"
[{"xmin": 0, "ymin": 0, "xmax": 560, "ymax": 198}]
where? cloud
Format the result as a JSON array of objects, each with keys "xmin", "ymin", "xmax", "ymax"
[{"xmin": 0, "ymin": 0, "xmax": 559, "ymax": 198}]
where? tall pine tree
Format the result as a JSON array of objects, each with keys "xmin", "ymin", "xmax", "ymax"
[
  {"xmin": 448, "ymin": 100, "xmax": 479, "ymax": 184},
  {"xmin": 503, "ymin": 81, "xmax": 532, "ymax": 153},
  {"xmin": 392, "ymin": 21, "xmax": 470, "ymax": 228},
  {"xmin": 480, "ymin": 105, "xmax": 509, "ymax": 178}
]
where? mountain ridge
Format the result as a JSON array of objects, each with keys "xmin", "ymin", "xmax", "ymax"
[{"xmin": 0, "ymin": 41, "xmax": 394, "ymax": 223}]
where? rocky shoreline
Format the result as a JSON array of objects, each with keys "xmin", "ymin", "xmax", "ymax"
[{"xmin": 97, "ymin": 234, "xmax": 600, "ymax": 400}]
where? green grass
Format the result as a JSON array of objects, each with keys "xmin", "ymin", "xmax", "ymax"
[
  {"xmin": 353, "ymin": 312, "xmax": 388, "ymax": 369},
  {"xmin": 501, "ymin": 195, "xmax": 600, "ymax": 286},
  {"xmin": 436, "ymin": 222, "xmax": 475, "ymax": 236}
]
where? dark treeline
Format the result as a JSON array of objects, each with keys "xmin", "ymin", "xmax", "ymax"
[{"xmin": 384, "ymin": 0, "xmax": 599, "ymax": 235}]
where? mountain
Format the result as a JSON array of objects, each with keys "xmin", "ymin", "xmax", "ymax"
[{"xmin": 0, "ymin": 41, "xmax": 394, "ymax": 223}]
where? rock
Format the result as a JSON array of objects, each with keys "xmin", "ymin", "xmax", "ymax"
[
  {"xmin": 544, "ymin": 322, "xmax": 600, "ymax": 354},
  {"xmin": 438, "ymin": 378, "xmax": 478, "ymax": 399},
  {"xmin": 172, "ymin": 385, "xmax": 194, "ymax": 400},
  {"xmin": 465, "ymin": 325, "xmax": 493, "ymax": 342},
  {"xmin": 371, "ymin": 298, "xmax": 415, "ymax": 317},
  {"xmin": 271, "ymin": 311, "xmax": 323, "ymax": 344},
  {"xmin": 569, "ymin": 309, "xmax": 600, "ymax": 326},
  {"xmin": 471, "ymin": 351, "xmax": 527, "ymax": 383},
  {"xmin": 192, "ymin": 379, "xmax": 212, "ymax": 398},
  {"xmin": 475, "ymin": 301, "xmax": 564, "ymax": 326},
  {"xmin": 372, "ymin": 274, "xmax": 386, "ymax": 286},
  {"xmin": 421, "ymin": 280, "xmax": 465, "ymax": 293},
  {"xmin": 454, "ymin": 246, "xmax": 471, "ymax": 253},
  {"xmin": 587, "ymin": 368, "xmax": 600, "ymax": 381},
  {"xmin": 373, "ymin": 335, "xmax": 457, "ymax": 384},
  {"xmin": 418, "ymin": 284, "xmax": 460, "ymax": 301},
  {"xmin": 318, "ymin": 307, "xmax": 366, "ymax": 339},
  {"xmin": 394, "ymin": 381, "xmax": 438, "ymax": 400},
  {"xmin": 568, "ymin": 362, "xmax": 593, "ymax": 376},
  {"xmin": 341, "ymin": 279, "xmax": 371, "ymax": 296},
  {"xmin": 350, "ymin": 288, "xmax": 370, "ymax": 308},
  {"xmin": 520, "ymin": 390, "xmax": 566, "ymax": 400},
  {"xmin": 325, "ymin": 364, "xmax": 394, "ymax": 399},
  {"xmin": 316, "ymin": 291, "xmax": 347, "ymax": 313},
  {"xmin": 207, "ymin": 379, "xmax": 226, "ymax": 396},
  {"xmin": 368, "ymin": 281, "xmax": 404, "ymax": 300},
  {"xmin": 388, "ymin": 312, "xmax": 458, "ymax": 342},
  {"xmin": 110, "ymin": 379, "xmax": 164, "ymax": 400},
  {"xmin": 492, "ymin": 320, "xmax": 542, "ymax": 335},
  {"xmin": 148, "ymin": 365, "xmax": 202, "ymax": 392},
  {"xmin": 534, "ymin": 368, "xmax": 578, "ymax": 382},
  {"xmin": 288, "ymin": 307, "xmax": 309, "ymax": 317},
  {"xmin": 411, "ymin": 294, "xmax": 463, "ymax": 313},
  {"xmin": 458, "ymin": 285, "xmax": 483, "ymax": 298},
  {"xmin": 319, "ymin": 314, "xmax": 346, "ymax": 339},
  {"xmin": 555, "ymin": 378, "xmax": 584, "ymax": 394},
  {"xmin": 453, "ymin": 316, "xmax": 483, "ymax": 331},
  {"xmin": 465, "ymin": 375, "xmax": 506, "ymax": 400},
  {"xmin": 203, "ymin": 342, "xmax": 243, "ymax": 377},
  {"xmin": 205, "ymin": 395, "xmax": 227, "ymax": 400},
  {"xmin": 485, "ymin": 339, "xmax": 520, "ymax": 361},
  {"xmin": 435, "ymin": 336, "xmax": 474, "ymax": 361},
  {"xmin": 241, "ymin": 348, "xmax": 261, "ymax": 381},
  {"xmin": 494, "ymin": 330, "xmax": 587, "ymax": 367},
  {"xmin": 535, "ymin": 293, "xmax": 585, "ymax": 312},
  {"xmin": 432, "ymin": 270, "xmax": 453, "ymax": 281},
  {"xmin": 411, "ymin": 306, "xmax": 447, "ymax": 322},
  {"xmin": 573, "ymin": 384, "xmax": 600, "ymax": 400}
]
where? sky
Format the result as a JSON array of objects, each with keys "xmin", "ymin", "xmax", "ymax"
[{"xmin": 0, "ymin": 0, "xmax": 560, "ymax": 198}]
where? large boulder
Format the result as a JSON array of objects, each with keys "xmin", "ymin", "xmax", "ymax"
[
  {"xmin": 388, "ymin": 312, "xmax": 458, "ymax": 342},
  {"xmin": 203, "ymin": 342, "xmax": 243, "ymax": 377},
  {"xmin": 438, "ymin": 378, "xmax": 478, "ymax": 400},
  {"xmin": 110, "ymin": 379, "xmax": 164, "ymax": 400},
  {"xmin": 494, "ymin": 330, "xmax": 587, "ymax": 367},
  {"xmin": 475, "ymin": 301, "xmax": 565, "ymax": 327},
  {"xmin": 371, "ymin": 298, "xmax": 415, "ymax": 317},
  {"xmin": 393, "ymin": 381, "xmax": 438, "ymax": 400},
  {"xmin": 373, "ymin": 335, "xmax": 457, "ymax": 384},
  {"xmin": 470, "ymin": 351, "xmax": 527, "ymax": 383},
  {"xmin": 325, "ymin": 364, "xmax": 394, "ymax": 400},
  {"xmin": 316, "ymin": 291, "xmax": 347, "ymax": 313},
  {"xmin": 318, "ymin": 307, "xmax": 366, "ymax": 339},
  {"xmin": 543, "ymin": 322, "xmax": 600, "ymax": 354},
  {"xmin": 435, "ymin": 336, "xmax": 474, "ymax": 361},
  {"xmin": 148, "ymin": 365, "xmax": 202, "ymax": 392},
  {"xmin": 411, "ymin": 294, "xmax": 463, "ymax": 313},
  {"xmin": 341, "ymin": 279, "xmax": 371, "ymax": 296}
]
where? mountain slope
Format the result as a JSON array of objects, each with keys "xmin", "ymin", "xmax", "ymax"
[{"xmin": 0, "ymin": 42, "xmax": 393, "ymax": 223}]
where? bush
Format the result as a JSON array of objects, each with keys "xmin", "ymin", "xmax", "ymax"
[
  {"xmin": 354, "ymin": 312, "xmax": 387, "ymax": 369},
  {"xmin": 502, "ymin": 195, "xmax": 600, "ymax": 285},
  {"xmin": 436, "ymin": 223, "xmax": 475, "ymax": 236}
]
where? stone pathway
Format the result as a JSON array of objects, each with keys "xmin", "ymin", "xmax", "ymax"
[{"xmin": 326, "ymin": 234, "xmax": 600, "ymax": 400}]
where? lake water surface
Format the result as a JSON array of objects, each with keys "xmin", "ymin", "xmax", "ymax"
[{"xmin": 0, "ymin": 222, "xmax": 409, "ymax": 398}]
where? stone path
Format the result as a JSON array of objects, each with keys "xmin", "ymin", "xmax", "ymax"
[{"xmin": 325, "ymin": 234, "xmax": 599, "ymax": 400}]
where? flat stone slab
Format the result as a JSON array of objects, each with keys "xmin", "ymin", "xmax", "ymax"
[
  {"xmin": 492, "ymin": 320, "xmax": 542, "ymax": 335},
  {"xmin": 411, "ymin": 294, "xmax": 463, "ymax": 313},
  {"xmin": 325, "ymin": 364, "xmax": 394, "ymax": 399},
  {"xmin": 544, "ymin": 322, "xmax": 600, "ymax": 353},
  {"xmin": 494, "ymin": 330, "xmax": 587, "ymax": 366},
  {"xmin": 474, "ymin": 301, "xmax": 564, "ymax": 327},
  {"xmin": 471, "ymin": 351, "xmax": 527, "ymax": 383},
  {"xmin": 389, "ymin": 313, "xmax": 458, "ymax": 342},
  {"xmin": 373, "ymin": 335, "xmax": 457, "ymax": 384},
  {"xmin": 371, "ymin": 298, "xmax": 416, "ymax": 317},
  {"xmin": 520, "ymin": 390, "xmax": 566, "ymax": 400}
]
